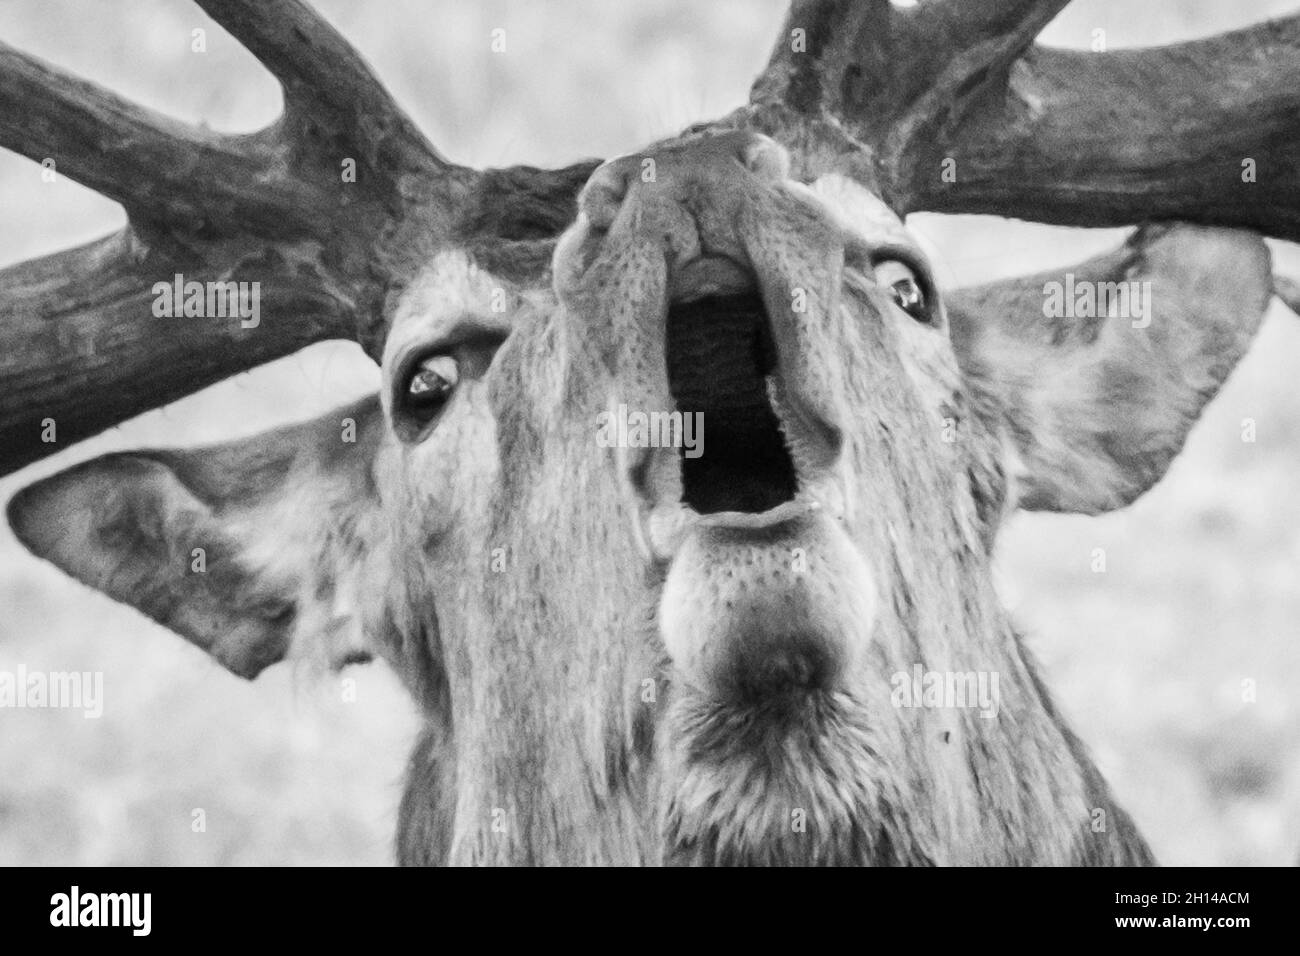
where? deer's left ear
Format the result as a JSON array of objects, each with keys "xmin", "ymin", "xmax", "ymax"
[{"xmin": 948, "ymin": 224, "xmax": 1273, "ymax": 514}]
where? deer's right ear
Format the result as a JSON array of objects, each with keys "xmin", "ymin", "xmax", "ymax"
[
  {"xmin": 949, "ymin": 225, "xmax": 1273, "ymax": 515},
  {"xmin": 7, "ymin": 396, "xmax": 388, "ymax": 679}
]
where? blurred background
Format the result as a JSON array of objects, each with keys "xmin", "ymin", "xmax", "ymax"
[{"xmin": 1, "ymin": 0, "xmax": 1298, "ymax": 865}]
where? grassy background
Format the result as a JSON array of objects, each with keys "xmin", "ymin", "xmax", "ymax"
[{"xmin": 1, "ymin": 0, "xmax": 1298, "ymax": 865}]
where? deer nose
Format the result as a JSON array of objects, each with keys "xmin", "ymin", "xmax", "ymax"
[{"xmin": 578, "ymin": 131, "xmax": 790, "ymax": 231}]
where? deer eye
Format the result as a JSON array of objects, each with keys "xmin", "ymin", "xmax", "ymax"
[
  {"xmin": 874, "ymin": 260, "xmax": 931, "ymax": 325},
  {"xmin": 401, "ymin": 353, "xmax": 459, "ymax": 423}
]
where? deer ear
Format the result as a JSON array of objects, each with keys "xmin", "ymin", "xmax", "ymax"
[
  {"xmin": 949, "ymin": 225, "xmax": 1273, "ymax": 514},
  {"xmin": 6, "ymin": 396, "xmax": 386, "ymax": 678}
]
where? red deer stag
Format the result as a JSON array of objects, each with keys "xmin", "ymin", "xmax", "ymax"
[{"xmin": 2, "ymin": 0, "xmax": 1298, "ymax": 865}]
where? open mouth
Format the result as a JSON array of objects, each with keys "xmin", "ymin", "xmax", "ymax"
[
  {"xmin": 665, "ymin": 290, "xmax": 797, "ymax": 514},
  {"xmin": 647, "ymin": 265, "xmax": 875, "ymax": 706},
  {"xmin": 622, "ymin": 259, "xmax": 842, "ymax": 564}
]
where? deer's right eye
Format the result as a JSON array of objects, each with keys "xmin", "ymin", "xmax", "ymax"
[{"xmin": 398, "ymin": 353, "xmax": 459, "ymax": 432}]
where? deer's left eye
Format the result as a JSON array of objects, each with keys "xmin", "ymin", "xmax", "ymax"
[{"xmin": 874, "ymin": 260, "xmax": 931, "ymax": 325}]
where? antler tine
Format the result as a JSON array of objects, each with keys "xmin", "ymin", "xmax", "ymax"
[
  {"xmin": 906, "ymin": 15, "xmax": 1300, "ymax": 239},
  {"xmin": 194, "ymin": 0, "xmax": 469, "ymax": 190},
  {"xmin": 747, "ymin": 1, "xmax": 1300, "ymax": 241},
  {"xmin": 752, "ymin": 0, "xmax": 1069, "ymax": 132},
  {"xmin": 0, "ymin": 40, "xmax": 324, "ymax": 239}
]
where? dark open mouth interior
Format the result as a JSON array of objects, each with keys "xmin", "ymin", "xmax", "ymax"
[{"xmin": 666, "ymin": 292, "xmax": 798, "ymax": 514}]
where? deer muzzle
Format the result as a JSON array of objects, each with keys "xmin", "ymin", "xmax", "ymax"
[{"xmin": 556, "ymin": 131, "xmax": 873, "ymax": 700}]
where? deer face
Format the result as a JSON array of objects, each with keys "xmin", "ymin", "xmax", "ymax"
[
  {"xmin": 8, "ymin": 127, "xmax": 1271, "ymax": 866},
  {"xmin": 326, "ymin": 130, "xmax": 1261, "ymax": 865},
  {"xmin": 357, "ymin": 131, "xmax": 1005, "ymax": 864}
]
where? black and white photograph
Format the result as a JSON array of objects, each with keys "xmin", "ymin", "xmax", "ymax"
[{"xmin": 0, "ymin": 0, "xmax": 1295, "ymax": 903}]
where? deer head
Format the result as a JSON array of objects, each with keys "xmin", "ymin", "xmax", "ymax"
[{"xmin": 2, "ymin": 0, "xmax": 1296, "ymax": 866}]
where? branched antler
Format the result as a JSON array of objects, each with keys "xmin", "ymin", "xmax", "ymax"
[
  {"xmin": 752, "ymin": 0, "xmax": 1069, "ymax": 149},
  {"xmin": 747, "ymin": 1, "xmax": 1300, "ymax": 239},
  {"xmin": 0, "ymin": 41, "xmax": 319, "ymax": 236},
  {"xmin": 0, "ymin": 0, "xmax": 591, "ymax": 477},
  {"xmin": 0, "ymin": 228, "xmax": 354, "ymax": 470},
  {"xmin": 3, "ymin": 0, "xmax": 1298, "ymax": 479}
]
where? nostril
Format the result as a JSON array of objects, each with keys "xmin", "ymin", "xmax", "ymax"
[
  {"xmin": 741, "ymin": 136, "xmax": 790, "ymax": 182},
  {"xmin": 580, "ymin": 162, "xmax": 632, "ymax": 230}
]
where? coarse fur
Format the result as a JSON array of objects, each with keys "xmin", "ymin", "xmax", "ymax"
[{"xmin": 9, "ymin": 131, "xmax": 1272, "ymax": 866}]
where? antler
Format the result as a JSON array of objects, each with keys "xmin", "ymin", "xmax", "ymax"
[
  {"xmin": 0, "ymin": 0, "xmax": 593, "ymax": 478},
  {"xmin": 747, "ymin": 0, "xmax": 1300, "ymax": 239},
  {"xmin": 5, "ymin": 0, "xmax": 1298, "ymax": 477}
]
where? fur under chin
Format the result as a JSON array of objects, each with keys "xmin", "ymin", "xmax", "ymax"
[{"xmin": 660, "ymin": 688, "xmax": 939, "ymax": 866}]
